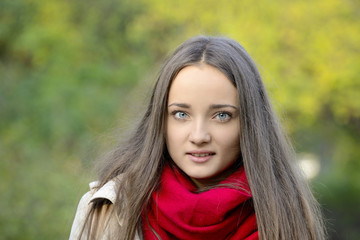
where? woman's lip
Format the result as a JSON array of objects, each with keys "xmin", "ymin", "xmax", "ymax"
[{"xmin": 186, "ymin": 151, "xmax": 215, "ymax": 163}]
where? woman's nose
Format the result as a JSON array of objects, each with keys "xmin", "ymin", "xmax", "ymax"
[{"xmin": 189, "ymin": 120, "xmax": 211, "ymax": 145}]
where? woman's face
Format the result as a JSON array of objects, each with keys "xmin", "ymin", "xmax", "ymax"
[{"xmin": 166, "ymin": 63, "xmax": 241, "ymax": 188}]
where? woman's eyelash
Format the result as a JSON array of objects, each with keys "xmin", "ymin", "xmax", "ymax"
[
  {"xmin": 170, "ymin": 110, "xmax": 183, "ymax": 115},
  {"xmin": 218, "ymin": 111, "xmax": 232, "ymax": 116}
]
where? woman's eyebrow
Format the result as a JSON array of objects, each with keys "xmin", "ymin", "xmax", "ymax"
[
  {"xmin": 168, "ymin": 103, "xmax": 190, "ymax": 108},
  {"xmin": 210, "ymin": 104, "xmax": 238, "ymax": 110}
]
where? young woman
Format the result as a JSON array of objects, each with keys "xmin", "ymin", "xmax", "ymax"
[{"xmin": 70, "ymin": 36, "xmax": 326, "ymax": 240}]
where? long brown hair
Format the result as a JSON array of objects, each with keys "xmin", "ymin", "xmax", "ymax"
[{"xmin": 82, "ymin": 36, "xmax": 326, "ymax": 239}]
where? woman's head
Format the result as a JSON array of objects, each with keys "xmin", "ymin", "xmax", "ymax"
[
  {"xmin": 146, "ymin": 36, "xmax": 268, "ymax": 173},
  {"xmin": 166, "ymin": 63, "xmax": 241, "ymax": 189}
]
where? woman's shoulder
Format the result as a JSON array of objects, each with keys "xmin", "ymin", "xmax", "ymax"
[{"xmin": 69, "ymin": 177, "xmax": 121, "ymax": 239}]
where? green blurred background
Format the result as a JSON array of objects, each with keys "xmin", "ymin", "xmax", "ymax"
[{"xmin": 1, "ymin": 0, "xmax": 359, "ymax": 239}]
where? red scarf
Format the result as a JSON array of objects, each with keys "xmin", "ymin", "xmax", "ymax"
[{"xmin": 142, "ymin": 164, "xmax": 258, "ymax": 240}]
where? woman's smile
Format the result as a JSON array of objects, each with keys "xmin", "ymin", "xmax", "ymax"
[{"xmin": 186, "ymin": 151, "xmax": 216, "ymax": 163}]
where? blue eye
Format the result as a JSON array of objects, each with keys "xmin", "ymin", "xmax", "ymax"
[
  {"xmin": 174, "ymin": 111, "xmax": 188, "ymax": 119},
  {"xmin": 215, "ymin": 112, "xmax": 231, "ymax": 122}
]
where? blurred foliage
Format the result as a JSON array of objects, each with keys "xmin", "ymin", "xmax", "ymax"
[{"xmin": 0, "ymin": 0, "xmax": 359, "ymax": 239}]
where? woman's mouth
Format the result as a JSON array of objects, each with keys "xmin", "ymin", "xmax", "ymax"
[{"xmin": 187, "ymin": 151, "xmax": 215, "ymax": 163}]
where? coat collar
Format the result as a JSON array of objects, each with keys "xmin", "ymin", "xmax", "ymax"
[{"xmin": 88, "ymin": 179, "xmax": 117, "ymax": 204}]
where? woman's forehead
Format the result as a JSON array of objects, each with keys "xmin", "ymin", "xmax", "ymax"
[{"xmin": 168, "ymin": 64, "xmax": 239, "ymax": 108}]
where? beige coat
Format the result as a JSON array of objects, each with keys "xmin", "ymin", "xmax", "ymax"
[{"xmin": 69, "ymin": 180, "xmax": 140, "ymax": 240}]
